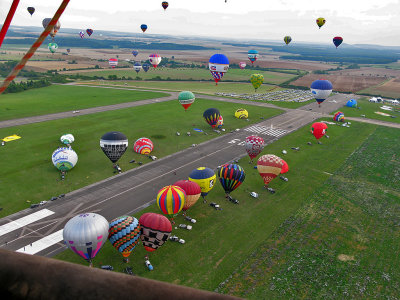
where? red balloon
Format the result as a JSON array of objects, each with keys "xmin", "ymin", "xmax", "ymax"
[
  {"xmin": 139, "ymin": 213, "xmax": 172, "ymax": 252},
  {"xmin": 281, "ymin": 159, "xmax": 289, "ymax": 174},
  {"xmin": 173, "ymin": 180, "xmax": 201, "ymax": 211},
  {"xmin": 311, "ymin": 122, "xmax": 327, "ymax": 140}
]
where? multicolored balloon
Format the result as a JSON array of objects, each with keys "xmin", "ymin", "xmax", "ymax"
[
  {"xmin": 188, "ymin": 167, "xmax": 216, "ymax": 200},
  {"xmin": 63, "ymin": 213, "xmax": 109, "ymax": 264},
  {"xmin": 86, "ymin": 29, "xmax": 93, "ymax": 36},
  {"xmin": 42, "ymin": 18, "xmax": 61, "ymax": 38},
  {"xmin": 218, "ymin": 164, "xmax": 245, "ymax": 196},
  {"xmin": 235, "ymin": 108, "xmax": 248, "ymax": 119},
  {"xmin": 250, "ymin": 74, "xmax": 264, "ymax": 91},
  {"xmin": 109, "ymin": 58, "xmax": 118, "ymax": 68},
  {"xmin": 245, "ymin": 136, "xmax": 264, "ymax": 162},
  {"xmin": 203, "ymin": 108, "xmax": 221, "ymax": 128},
  {"xmin": 100, "ymin": 131, "xmax": 128, "ymax": 163},
  {"xmin": 142, "ymin": 63, "xmax": 150, "ymax": 72},
  {"xmin": 108, "ymin": 216, "xmax": 141, "ymax": 259},
  {"xmin": 284, "ymin": 36, "xmax": 292, "ymax": 45},
  {"xmin": 162, "ymin": 1, "xmax": 169, "ymax": 10},
  {"xmin": 134, "ymin": 62, "xmax": 142, "ymax": 73},
  {"xmin": 311, "ymin": 122, "xmax": 328, "ymax": 140},
  {"xmin": 133, "ymin": 137, "xmax": 154, "ymax": 155},
  {"xmin": 209, "ymin": 54, "xmax": 229, "ymax": 85},
  {"xmin": 333, "ymin": 111, "xmax": 345, "ymax": 122},
  {"xmin": 52, "ymin": 147, "xmax": 78, "ymax": 171},
  {"xmin": 48, "ymin": 43, "xmax": 58, "ymax": 53},
  {"xmin": 257, "ymin": 154, "xmax": 283, "ymax": 187},
  {"xmin": 333, "ymin": 36, "xmax": 343, "ymax": 48},
  {"xmin": 281, "ymin": 159, "xmax": 289, "ymax": 174},
  {"xmin": 248, "ymin": 49, "xmax": 259, "ymax": 64},
  {"xmin": 156, "ymin": 185, "xmax": 186, "ymax": 218},
  {"xmin": 216, "ymin": 115, "xmax": 224, "ymax": 128},
  {"xmin": 316, "ymin": 17, "xmax": 326, "ymax": 29},
  {"xmin": 27, "ymin": 7, "xmax": 35, "ymax": 16},
  {"xmin": 239, "ymin": 62, "xmax": 246, "ymax": 69},
  {"xmin": 149, "ymin": 54, "xmax": 161, "ymax": 68},
  {"xmin": 310, "ymin": 79, "xmax": 333, "ymax": 106},
  {"xmin": 173, "ymin": 180, "xmax": 201, "ymax": 211},
  {"xmin": 178, "ymin": 91, "xmax": 195, "ymax": 111},
  {"xmin": 79, "ymin": 31, "xmax": 85, "ymax": 39},
  {"xmin": 139, "ymin": 213, "xmax": 172, "ymax": 252},
  {"xmin": 141, "ymin": 24, "xmax": 148, "ymax": 33},
  {"xmin": 132, "ymin": 50, "xmax": 139, "ymax": 57}
]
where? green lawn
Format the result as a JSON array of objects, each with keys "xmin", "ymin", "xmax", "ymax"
[
  {"xmin": 0, "ymin": 85, "xmax": 167, "ymax": 121},
  {"xmin": 55, "ymin": 118, "xmax": 378, "ymax": 293},
  {"xmin": 219, "ymin": 126, "xmax": 400, "ymax": 299},
  {"xmin": 0, "ymin": 99, "xmax": 282, "ymax": 217},
  {"xmin": 339, "ymin": 97, "xmax": 400, "ymax": 124},
  {"xmin": 68, "ymin": 67, "xmax": 295, "ymax": 85}
]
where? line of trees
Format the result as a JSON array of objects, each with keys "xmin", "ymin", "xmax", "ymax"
[{"xmin": 3, "ymin": 79, "xmax": 51, "ymax": 94}]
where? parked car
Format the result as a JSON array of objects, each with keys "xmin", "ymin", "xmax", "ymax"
[
  {"xmin": 123, "ymin": 266, "xmax": 134, "ymax": 275},
  {"xmin": 30, "ymin": 204, "xmax": 39, "ymax": 209},
  {"xmin": 100, "ymin": 265, "xmax": 113, "ymax": 271}
]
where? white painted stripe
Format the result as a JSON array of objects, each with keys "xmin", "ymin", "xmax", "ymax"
[
  {"xmin": 0, "ymin": 209, "xmax": 55, "ymax": 236},
  {"xmin": 16, "ymin": 229, "xmax": 64, "ymax": 255}
]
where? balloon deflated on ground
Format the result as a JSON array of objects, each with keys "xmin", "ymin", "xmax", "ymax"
[
  {"xmin": 173, "ymin": 180, "xmax": 201, "ymax": 211},
  {"xmin": 203, "ymin": 108, "xmax": 221, "ymax": 128},
  {"xmin": 100, "ymin": 131, "xmax": 128, "ymax": 163},
  {"xmin": 139, "ymin": 213, "xmax": 172, "ymax": 252},
  {"xmin": 63, "ymin": 213, "xmax": 109, "ymax": 265},
  {"xmin": 257, "ymin": 154, "xmax": 283, "ymax": 187},
  {"xmin": 235, "ymin": 108, "xmax": 248, "ymax": 119},
  {"xmin": 133, "ymin": 137, "xmax": 154, "ymax": 155},
  {"xmin": 52, "ymin": 147, "xmax": 78, "ymax": 171}
]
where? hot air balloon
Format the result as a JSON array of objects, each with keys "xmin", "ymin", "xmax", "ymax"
[
  {"xmin": 346, "ymin": 99, "xmax": 357, "ymax": 108},
  {"xmin": 108, "ymin": 216, "xmax": 141, "ymax": 262},
  {"xmin": 178, "ymin": 91, "xmax": 195, "ymax": 111},
  {"xmin": 52, "ymin": 147, "xmax": 78, "ymax": 171},
  {"xmin": 100, "ymin": 131, "xmax": 128, "ymax": 166},
  {"xmin": 133, "ymin": 137, "xmax": 154, "ymax": 155},
  {"xmin": 310, "ymin": 79, "xmax": 333, "ymax": 106},
  {"xmin": 149, "ymin": 54, "xmax": 161, "ymax": 68},
  {"xmin": 257, "ymin": 154, "xmax": 283, "ymax": 187},
  {"xmin": 134, "ymin": 62, "xmax": 142, "ymax": 73},
  {"xmin": 311, "ymin": 122, "xmax": 328, "ymax": 140},
  {"xmin": 188, "ymin": 167, "xmax": 216, "ymax": 202},
  {"xmin": 79, "ymin": 31, "xmax": 85, "ymax": 39},
  {"xmin": 216, "ymin": 115, "xmax": 224, "ymax": 128},
  {"xmin": 132, "ymin": 50, "xmax": 139, "ymax": 57},
  {"xmin": 248, "ymin": 50, "xmax": 259, "ymax": 64},
  {"xmin": 63, "ymin": 213, "xmax": 109, "ymax": 266},
  {"xmin": 140, "ymin": 24, "xmax": 148, "ymax": 33},
  {"xmin": 239, "ymin": 62, "xmax": 246, "ymax": 69},
  {"xmin": 173, "ymin": 180, "xmax": 201, "ymax": 212},
  {"xmin": 42, "ymin": 18, "xmax": 61, "ymax": 39},
  {"xmin": 139, "ymin": 213, "xmax": 172, "ymax": 252},
  {"xmin": 245, "ymin": 135, "xmax": 264, "ymax": 162},
  {"xmin": 209, "ymin": 54, "xmax": 229, "ymax": 85},
  {"xmin": 284, "ymin": 36, "xmax": 292, "ymax": 45},
  {"xmin": 142, "ymin": 63, "xmax": 150, "ymax": 72},
  {"xmin": 203, "ymin": 108, "xmax": 221, "ymax": 128},
  {"xmin": 48, "ymin": 43, "xmax": 58, "ymax": 53},
  {"xmin": 281, "ymin": 159, "xmax": 289, "ymax": 174},
  {"xmin": 218, "ymin": 164, "xmax": 245, "ymax": 198},
  {"xmin": 86, "ymin": 29, "xmax": 93, "ymax": 36},
  {"xmin": 109, "ymin": 58, "xmax": 118, "ymax": 68},
  {"xmin": 333, "ymin": 36, "xmax": 343, "ymax": 48},
  {"xmin": 66, "ymin": 48, "xmax": 71, "ymax": 54},
  {"xmin": 27, "ymin": 7, "xmax": 35, "ymax": 16},
  {"xmin": 60, "ymin": 133, "xmax": 74, "ymax": 145},
  {"xmin": 250, "ymin": 74, "xmax": 264, "ymax": 92},
  {"xmin": 235, "ymin": 108, "xmax": 248, "ymax": 119},
  {"xmin": 316, "ymin": 17, "xmax": 326, "ymax": 29},
  {"xmin": 162, "ymin": 1, "xmax": 169, "ymax": 10},
  {"xmin": 156, "ymin": 185, "xmax": 186, "ymax": 220},
  {"xmin": 333, "ymin": 111, "xmax": 345, "ymax": 122}
]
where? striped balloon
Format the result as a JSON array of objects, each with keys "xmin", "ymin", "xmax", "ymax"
[
  {"xmin": 156, "ymin": 185, "xmax": 186, "ymax": 218},
  {"xmin": 109, "ymin": 58, "xmax": 118, "ymax": 68},
  {"xmin": 257, "ymin": 154, "xmax": 283, "ymax": 186},
  {"xmin": 333, "ymin": 111, "xmax": 344, "ymax": 122},
  {"xmin": 218, "ymin": 163, "xmax": 245, "ymax": 195},
  {"xmin": 108, "ymin": 216, "xmax": 141, "ymax": 258}
]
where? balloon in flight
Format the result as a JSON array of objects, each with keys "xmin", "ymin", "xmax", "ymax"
[
  {"xmin": 250, "ymin": 74, "xmax": 264, "ymax": 91},
  {"xmin": 209, "ymin": 54, "xmax": 229, "ymax": 84},
  {"xmin": 42, "ymin": 18, "xmax": 61, "ymax": 38},
  {"xmin": 79, "ymin": 31, "xmax": 84, "ymax": 39},
  {"xmin": 109, "ymin": 58, "xmax": 118, "ymax": 68},
  {"xmin": 108, "ymin": 216, "xmax": 141, "ymax": 259},
  {"xmin": 141, "ymin": 24, "xmax": 148, "ymax": 33},
  {"xmin": 239, "ymin": 62, "xmax": 246, "ymax": 69},
  {"xmin": 134, "ymin": 62, "xmax": 142, "ymax": 73},
  {"xmin": 284, "ymin": 36, "xmax": 292, "ymax": 45},
  {"xmin": 149, "ymin": 54, "xmax": 162, "ymax": 68},
  {"xmin": 316, "ymin": 17, "xmax": 326, "ymax": 29},
  {"xmin": 247, "ymin": 49, "xmax": 258, "ymax": 64},
  {"xmin": 142, "ymin": 63, "xmax": 150, "ymax": 72},
  {"xmin": 48, "ymin": 43, "xmax": 58, "ymax": 53},
  {"xmin": 86, "ymin": 29, "xmax": 93, "ymax": 36},
  {"xmin": 162, "ymin": 1, "xmax": 169, "ymax": 10},
  {"xmin": 139, "ymin": 213, "xmax": 172, "ymax": 252},
  {"xmin": 60, "ymin": 133, "xmax": 74, "ymax": 145},
  {"xmin": 310, "ymin": 79, "xmax": 333, "ymax": 106},
  {"xmin": 27, "ymin": 7, "xmax": 35, "ymax": 16},
  {"xmin": 52, "ymin": 147, "xmax": 78, "ymax": 171},
  {"xmin": 100, "ymin": 131, "xmax": 128, "ymax": 163},
  {"xmin": 333, "ymin": 36, "xmax": 343, "ymax": 48},
  {"xmin": 257, "ymin": 154, "xmax": 283, "ymax": 186},
  {"xmin": 132, "ymin": 50, "xmax": 139, "ymax": 57},
  {"xmin": 178, "ymin": 91, "xmax": 195, "ymax": 111}
]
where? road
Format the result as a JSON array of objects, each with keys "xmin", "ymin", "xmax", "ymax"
[{"xmin": 0, "ymin": 86, "xmax": 397, "ymax": 258}]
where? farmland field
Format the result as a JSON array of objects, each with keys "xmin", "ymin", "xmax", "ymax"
[
  {"xmin": 56, "ymin": 118, "xmax": 378, "ymax": 294},
  {"xmin": 0, "ymin": 85, "xmax": 167, "ymax": 121},
  {"xmin": 0, "ymin": 99, "xmax": 282, "ymax": 217},
  {"xmin": 219, "ymin": 126, "xmax": 400, "ymax": 299},
  {"xmin": 359, "ymin": 78, "xmax": 400, "ymax": 99}
]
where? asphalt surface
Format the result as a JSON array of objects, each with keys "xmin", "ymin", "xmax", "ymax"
[{"xmin": 0, "ymin": 87, "xmax": 397, "ymax": 258}]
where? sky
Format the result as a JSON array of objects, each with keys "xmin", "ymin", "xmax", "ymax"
[{"xmin": 2, "ymin": 0, "xmax": 400, "ymax": 46}]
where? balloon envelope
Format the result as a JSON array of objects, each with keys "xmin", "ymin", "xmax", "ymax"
[
  {"xmin": 141, "ymin": 24, "xmax": 148, "ymax": 32},
  {"xmin": 109, "ymin": 58, "xmax": 118, "ymax": 68},
  {"xmin": 86, "ymin": 29, "xmax": 93, "ymax": 36},
  {"xmin": 250, "ymin": 74, "xmax": 264, "ymax": 91},
  {"xmin": 346, "ymin": 99, "xmax": 357, "ymax": 107},
  {"xmin": 149, "ymin": 54, "xmax": 161, "ymax": 68},
  {"xmin": 156, "ymin": 185, "xmax": 186, "ymax": 217},
  {"xmin": 239, "ymin": 62, "xmax": 246, "ymax": 69},
  {"xmin": 108, "ymin": 216, "xmax": 141, "ymax": 258},
  {"xmin": 316, "ymin": 17, "xmax": 326, "ymax": 28},
  {"xmin": 235, "ymin": 108, "xmax": 248, "ymax": 119},
  {"xmin": 245, "ymin": 135, "xmax": 265, "ymax": 161},
  {"xmin": 42, "ymin": 18, "xmax": 61, "ymax": 38},
  {"xmin": 257, "ymin": 154, "xmax": 283, "ymax": 186},
  {"xmin": 133, "ymin": 62, "xmax": 142, "ymax": 73},
  {"xmin": 63, "ymin": 213, "xmax": 109, "ymax": 262},
  {"xmin": 48, "ymin": 43, "xmax": 58, "ymax": 53},
  {"xmin": 178, "ymin": 91, "xmax": 195, "ymax": 111},
  {"xmin": 310, "ymin": 80, "xmax": 333, "ymax": 104},
  {"xmin": 311, "ymin": 122, "xmax": 328, "ymax": 140},
  {"xmin": 216, "ymin": 115, "xmax": 224, "ymax": 128},
  {"xmin": 139, "ymin": 213, "xmax": 172, "ymax": 252},
  {"xmin": 248, "ymin": 49, "xmax": 259, "ymax": 64},
  {"xmin": 60, "ymin": 133, "xmax": 74, "ymax": 145},
  {"xmin": 218, "ymin": 164, "xmax": 245, "ymax": 195},
  {"xmin": 281, "ymin": 159, "xmax": 289, "ymax": 174},
  {"xmin": 132, "ymin": 50, "xmax": 139, "ymax": 57},
  {"xmin": 203, "ymin": 108, "xmax": 221, "ymax": 128},
  {"xmin": 284, "ymin": 36, "xmax": 292, "ymax": 45},
  {"xmin": 162, "ymin": 1, "xmax": 169, "ymax": 10},
  {"xmin": 79, "ymin": 31, "xmax": 85, "ymax": 39},
  {"xmin": 52, "ymin": 147, "xmax": 78, "ymax": 171},
  {"xmin": 27, "ymin": 7, "xmax": 35, "ymax": 16},
  {"xmin": 209, "ymin": 54, "xmax": 229, "ymax": 84},
  {"xmin": 173, "ymin": 180, "xmax": 201, "ymax": 211},
  {"xmin": 188, "ymin": 167, "xmax": 216, "ymax": 198},
  {"xmin": 333, "ymin": 37, "xmax": 343, "ymax": 48},
  {"xmin": 100, "ymin": 131, "xmax": 128, "ymax": 163},
  {"xmin": 333, "ymin": 111, "xmax": 345, "ymax": 122},
  {"xmin": 142, "ymin": 63, "xmax": 150, "ymax": 72},
  {"xmin": 133, "ymin": 137, "xmax": 154, "ymax": 155}
]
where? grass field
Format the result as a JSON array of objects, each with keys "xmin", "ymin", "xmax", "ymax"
[
  {"xmin": 0, "ymin": 99, "xmax": 282, "ymax": 217},
  {"xmin": 219, "ymin": 126, "xmax": 400, "ymax": 299},
  {"xmin": 66, "ymin": 67, "xmax": 296, "ymax": 85},
  {"xmin": 339, "ymin": 97, "xmax": 400, "ymax": 124},
  {"xmin": 0, "ymin": 85, "xmax": 167, "ymax": 121},
  {"xmin": 55, "ymin": 118, "xmax": 378, "ymax": 294}
]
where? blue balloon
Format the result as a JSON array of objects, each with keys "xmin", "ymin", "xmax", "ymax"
[
  {"xmin": 310, "ymin": 80, "xmax": 333, "ymax": 104},
  {"xmin": 346, "ymin": 99, "xmax": 357, "ymax": 108},
  {"xmin": 142, "ymin": 63, "xmax": 150, "ymax": 72},
  {"xmin": 132, "ymin": 50, "xmax": 139, "ymax": 57},
  {"xmin": 209, "ymin": 54, "xmax": 229, "ymax": 64}
]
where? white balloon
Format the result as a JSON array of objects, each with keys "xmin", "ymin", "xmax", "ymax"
[{"xmin": 51, "ymin": 147, "xmax": 78, "ymax": 171}]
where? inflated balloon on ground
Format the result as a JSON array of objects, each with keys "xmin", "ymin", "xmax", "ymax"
[
  {"xmin": 235, "ymin": 108, "xmax": 249, "ymax": 119},
  {"xmin": 218, "ymin": 164, "xmax": 246, "ymax": 197},
  {"xmin": 173, "ymin": 180, "xmax": 201, "ymax": 211},
  {"xmin": 133, "ymin": 137, "xmax": 154, "ymax": 155},
  {"xmin": 52, "ymin": 147, "xmax": 78, "ymax": 171},
  {"xmin": 139, "ymin": 213, "xmax": 172, "ymax": 252},
  {"xmin": 60, "ymin": 134, "xmax": 74, "ymax": 145},
  {"xmin": 257, "ymin": 154, "xmax": 283, "ymax": 187},
  {"xmin": 203, "ymin": 108, "xmax": 221, "ymax": 128},
  {"xmin": 156, "ymin": 185, "xmax": 186, "ymax": 218},
  {"xmin": 100, "ymin": 131, "xmax": 128, "ymax": 163},
  {"xmin": 245, "ymin": 136, "xmax": 264, "ymax": 162},
  {"xmin": 108, "ymin": 216, "xmax": 141, "ymax": 260}
]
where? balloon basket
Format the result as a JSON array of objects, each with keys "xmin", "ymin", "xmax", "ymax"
[{"xmin": 123, "ymin": 258, "xmax": 129, "ymax": 263}]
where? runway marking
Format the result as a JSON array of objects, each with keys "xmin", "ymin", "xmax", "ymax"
[
  {"xmin": 16, "ymin": 229, "xmax": 63, "ymax": 255},
  {"xmin": 244, "ymin": 125, "xmax": 287, "ymax": 137},
  {"xmin": 0, "ymin": 209, "xmax": 55, "ymax": 236}
]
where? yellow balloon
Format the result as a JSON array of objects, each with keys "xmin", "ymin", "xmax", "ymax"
[
  {"xmin": 316, "ymin": 17, "xmax": 326, "ymax": 29},
  {"xmin": 235, "ymin": 108, "xmax": 249, "ymax": 119}
]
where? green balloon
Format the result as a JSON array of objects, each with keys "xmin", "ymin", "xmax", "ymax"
[
  {"xmin": 250, "ymin": 74, "xmax": 264, "ymax": 91},
  {"xmin": 178, "ymin": 91, "xmax": 195, "ymax": 111},
  {"xmin": 48, "ymin": 42, "xmax": 58, "ymax": 53}
]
